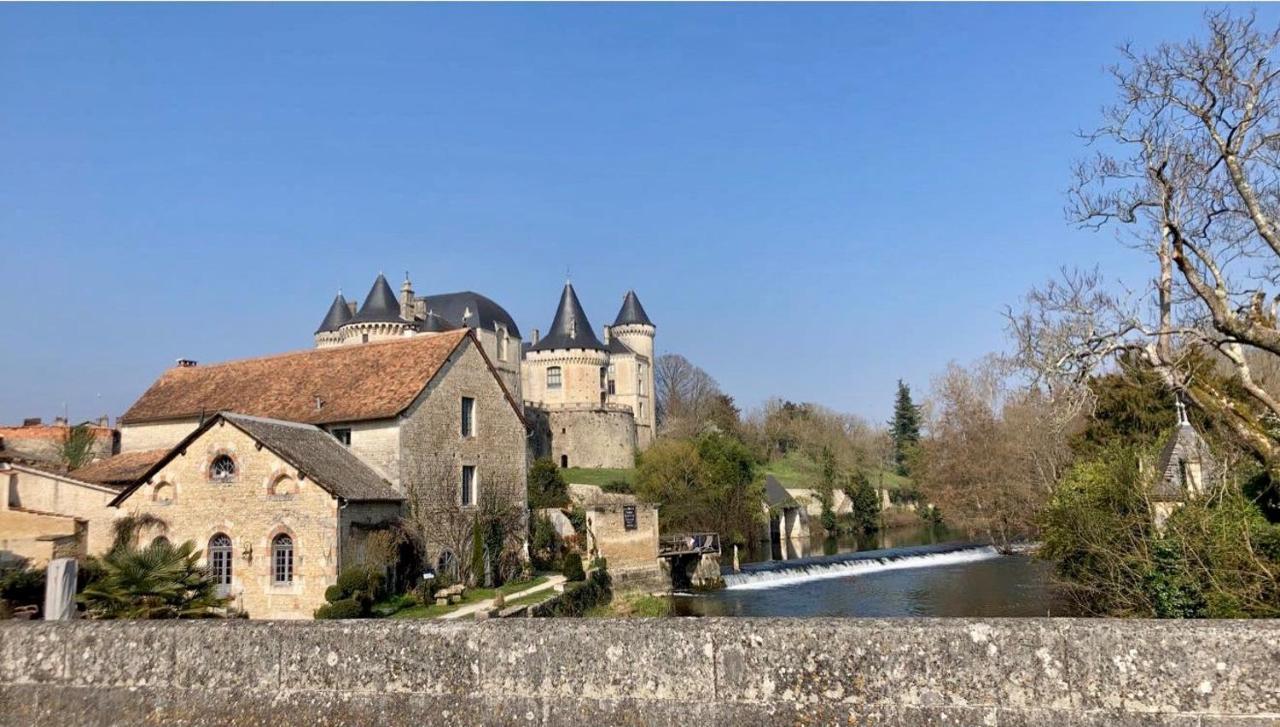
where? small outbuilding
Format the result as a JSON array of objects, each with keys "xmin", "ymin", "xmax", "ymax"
[
  {"xmin": 1152, "ymin": 400, "xmax": 1216, "ymax": 529},
  {"xmin": 568, "ymin": 483, "xmax": 662, "ymax": 589}
]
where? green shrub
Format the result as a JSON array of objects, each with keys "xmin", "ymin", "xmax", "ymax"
[
  {"xmin": 336, "ymin": 568, "xmax": 370, "ymax": 597},
  {"xmin": 314, "ymin": 598, "xmax": 362, "ymax": 620},
  {"xmin": 528, "ymin": 457, "xmax": 570, "ymax": 508},
  {"xmin": 324, "ymin": 584, "xmax": 345, "ymax": 604},
  {"xmin": 561, "ymin": 554, "xmax": 585, "ymax": 582},
  {"xmin": 601, "ymin": 479, "xmax": 633, "ymax": 494},
  {"xmin": 536, "ymin": 562, "xmax": 611, "ymax": 616},
  {"xmin": 0, "ymin": 563, "xmax": 45, "ymax": 608}
]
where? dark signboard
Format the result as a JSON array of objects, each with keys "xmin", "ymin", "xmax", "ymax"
[{"xmin": 622, "ymin": 505, "xmax": 637, "ymax": 531}]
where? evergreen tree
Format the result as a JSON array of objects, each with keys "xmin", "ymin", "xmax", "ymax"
[{"xmin": 889, "ymin": 380, "xmax": 921, "ymax": 476}]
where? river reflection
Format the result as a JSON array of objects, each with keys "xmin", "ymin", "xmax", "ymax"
[{"xmin": 676, "ymin": 525, "xmax": 1073, "ymax": 618}]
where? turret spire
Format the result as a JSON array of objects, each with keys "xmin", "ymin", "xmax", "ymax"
[
  {"xmin": 612, "ymin": 290, "xmax": 654, "ymax": 327},
  {"xmin": 351, "ymin": 273, "xmax": 403, "ymax": 324},
  {"xmin": 530, "ymin": 282, "xmax": 606, "ymax": 351},
  {"xmin": 315, "ymin": 293, "xmax": 353, "ymax": 334}
]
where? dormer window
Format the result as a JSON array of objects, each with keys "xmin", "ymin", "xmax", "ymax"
[
  {"xmin": 210, "ymin": 455, "xmax": 237, "ymax": 483},
  {"xmin": 496, "ymin": 324, "xmax": 508, "ymax": 362}
]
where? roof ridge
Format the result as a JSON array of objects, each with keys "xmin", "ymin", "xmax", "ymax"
[
  {"xmin": 220, "ymin": 412, "xmax": 321, "ymax": 430},
  {"xmin": 163, "ymin": 329, "xmax": 469, "ymax": 373}
]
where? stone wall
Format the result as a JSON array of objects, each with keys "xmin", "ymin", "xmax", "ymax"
[
  {"xmin": 583, "ymin": 502, "xmax": 660, "ymax": 585},
  {"xmin": 4, "ymin": 467, "xmax": 119, "ymax": 555},
  {"xmin": 1, "ymin": 619, "xmax": 1276, "ymax": 726},
  {"xmin": 118, "ymin": 419, "xmax": 199, "ymax": 453},
  {"xmin": 528, "ymin": 406, "xmax": 636, "ymax": 469}
]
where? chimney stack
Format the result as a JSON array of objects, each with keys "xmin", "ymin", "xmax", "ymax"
[
  {"xmin": 532, "ymin": 328, "xmax": 540, "ymax": 345},
  {"xmin": 603, "ymin": 326, "xmax": 611, "ymax": 344},
  {"xmin": 177, "ymin": 359, "xmax": 198, "ymax": 368},
  {"xmin": 97, "ymin": 415, "xmax": 109, "ymax": 427},
  {"xmin": 53, "ymin": 416, "xmax": 67, "ymax": 427},
  {"xmin": 22, "ymin": 418, "xmax": 41, "ymax": 427}
]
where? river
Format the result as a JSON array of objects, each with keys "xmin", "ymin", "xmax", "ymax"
[{"xmin": 669, "ymin": 524, "xmax": 1073, "ymax": 617}]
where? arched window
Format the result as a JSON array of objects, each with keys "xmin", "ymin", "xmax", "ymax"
[
  {"xmin": 153, "ymin": 482, "xmax": 175, "ymax": 504},
  {"xmin": 546, "ymin": 367, "xmax": 562, "ymax": 389},
  {"xmin": 209, "ymin": 534, "xmax": 233, "ymax": 595},
  {"xmin": 210, "ymin": 455, "xmax": 237, "ymax": 483},
  {"xmin": 270, "ymin": 475, "xmax": 299, "ymax": 497},
  {"xmin": 272, "ymin": 534, "xmax": 294, "ymax": 584}
]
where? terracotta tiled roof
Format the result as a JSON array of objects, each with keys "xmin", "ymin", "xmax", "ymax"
[
  {"xmin": 0, "ymin": 424, "xmax": 112, "ymax": 442},
  {"xmin": 120, "ymin": 330, "xmax": 474, "ymax": 426},
  {"xmin": 71, "ymin": 449, "xmax": 169, "ymax": 488}
]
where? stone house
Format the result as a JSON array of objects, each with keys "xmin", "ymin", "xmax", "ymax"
[
  {"xmin": 0, "ymin": 417, "xmax": 117, "ymax": 468},
  {"xmin": 568, "ymin": 484, "xmax": 661, "ymax": 589},
  {"xmin": 110, "ymin": 412, "xmax": 404, "ymax": 618},
  {"xmin": 0, "ymin": 460, "xmax": 133, "ymax": 559},
  {"xmin": 114, "ymin": 328, "xmax": 529, "ymax": 585}
]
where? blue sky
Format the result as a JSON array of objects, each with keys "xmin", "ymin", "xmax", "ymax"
[{"xmin": 2, "ymin": 3, "xmax": 1273, "ymax": 426}]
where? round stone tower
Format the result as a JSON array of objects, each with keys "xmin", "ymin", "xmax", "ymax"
[
  {"xmin": 314, "ymin": 292, "xmax": 353, "ymax": 348},
  {"xmin": 609, "ymin": 290, "xmax": 657, "ymax": 446},
  {"xmin": 339, "ymin": 273, "xmax": 414, "ymax": 344}
]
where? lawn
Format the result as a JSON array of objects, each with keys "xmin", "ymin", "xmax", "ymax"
[
  {"xmin": 763, "ymin": 451, "xmax": 911, "ymax": 491},
  {"xmin": 387, "ymin": 575, "xmax": 550, "ymax": 619},
  {"xmin": 585, "ymin": 592, "xmax": 671, "ymax": 618},
  {"xmin": 561, "ymin": 467, "xmax": 635, "ymax": 488}
]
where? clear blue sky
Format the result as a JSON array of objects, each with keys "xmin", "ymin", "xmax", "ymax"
[{"xmin": 3, "ymin": 3, "xmax": 1272, "ymax": 426}]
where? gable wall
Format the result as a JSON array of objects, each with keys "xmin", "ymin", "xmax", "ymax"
[{"xmin": 115, "ymin": 421, "xmax": 343, "ymax": 619}]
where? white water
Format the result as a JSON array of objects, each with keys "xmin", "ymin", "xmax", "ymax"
[{"xmin": 722, "ymin": 545, "xmax": 1002, "ymax": 591}]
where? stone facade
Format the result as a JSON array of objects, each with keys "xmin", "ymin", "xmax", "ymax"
[
  {"xmin": 527, "ymin": 406, "xmax": 637, "ymax": 470},
  {"xmin": 581, "ymin": 499, "xmax": 660, "ymax": 588},
  {"xmin": 3, "ymin": 619, "xmax": 1277, "ymax": 726},
  {"xmin": 113, "ymin": 419, "xmax": 400, "ymax": 619},
  {"xmin": 398, "ymin": 336, "xmax": 529, "ymax": 568},
  {"xmin": 2, "ymin": 465, "xmax": 119, "ymax": 555}
]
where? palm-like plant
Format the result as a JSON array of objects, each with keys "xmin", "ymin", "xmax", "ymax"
[{"xmin": 79, "ymin": 539, "xmax": 227, "ymax": 619}]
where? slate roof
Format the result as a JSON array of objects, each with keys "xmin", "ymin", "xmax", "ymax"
[
  {"xmin": 315, "ymin": 293, "xmax": 354, "ymax": 334},
  {"xmin": 764, "ymin": 475, "xmax": 800, "ymax": 509},
  {"xmin": 420, "ymin": 291, "xmax": 522, "ymax": 339},
  {"xmin": 1153, "ymin": 421, "xmax": 1214, "ymax": 502},
  {"xmin": 110, "ymin": 413, "xmax": 403, "ymax": 505},
  {"xmin": 71, "ymin": 449, "xmax": 169, "ymax": 489},
  {"xmin": 606, "ymin": 337, "xmax": 635, "ymax": 355},
  {"xmin": 613, "ymin": 290, "xmax": 654, "ymax": 327},
  {"xmin": 120, "ymin": 330, "xmax": 473, "ymax": 425},
  {"xmin": 530, "ymin": 283, "xmax": 606, "ymax": 352},
  {"xmin": 418, "ymin": 311, "xmax": 461, "ymax": 333},
  {"xmin": 350, "ymin": 274, "xmax": 404, "ymax": 324}
]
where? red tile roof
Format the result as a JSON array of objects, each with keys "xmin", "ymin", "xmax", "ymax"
[
  {"xmin": 71, "ymin": 449, "xmax": 169, "ymax": 488},
  {"xmin": 119, "ymin": 330, "xmax": 522, "ymax": 426}
]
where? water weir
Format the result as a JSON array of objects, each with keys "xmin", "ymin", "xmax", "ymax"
[{"xmin": 723, "ymin": 542, "xmax": 1001, "ymax": 590}]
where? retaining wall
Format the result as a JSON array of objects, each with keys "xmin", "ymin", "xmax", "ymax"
[{"xmin": 0, "ymin": 618, "xmax": 1276, "ymax": 726}]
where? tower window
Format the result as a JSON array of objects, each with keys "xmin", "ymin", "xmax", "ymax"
[
  {"xmin": 547, "ymin": 367, "xmax": 562, "ymax": 389},
  {"xmin": 461, "ymin": 465, "xmax": 477, "ymax": 507},
  {"xmin": 496, "ymin": 325, "xmax": 508, "ymax": 362},
  {"xmin": 461, "ymin": 397, "xmax": 476, "ymax": 438}
]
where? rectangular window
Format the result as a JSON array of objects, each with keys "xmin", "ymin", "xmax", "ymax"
[
  {"xmin": 331, "ymin": 428, "xmax": 352, "ymax": 446},
  {"xmin": 461, "ymin": 397, "xmax": 475, "ymax": 438},
  {"xmin": 607, "ymin": 364, "xmax": 616, "ymax": 395},
  {"xmin": 547, "ymin": 367, "xmax": 562, "ymax": 389},
  {"xmin": 461, "ymin": 466, "xmax": 476, "ymax": 506}
]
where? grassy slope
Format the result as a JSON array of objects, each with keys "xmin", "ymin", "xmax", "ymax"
[
  {"xmin": 561, "ymin": 467, "xmax": 635, "ymax": 487},
  {"xmin": 762, "ymin": 451, "xmax": 911, "ymax": 491}
]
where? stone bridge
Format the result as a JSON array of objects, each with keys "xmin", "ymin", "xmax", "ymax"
[{"xmin": 1, "ymin": 618, "xmax": 1276, "ymax": 725}]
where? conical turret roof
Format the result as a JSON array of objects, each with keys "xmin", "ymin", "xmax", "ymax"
[
  {"xmin": 351, "ymin": 274, "xmax": 404, "ymax": 324},
  {"xmin": 530, "ymin": 282, "xmax": 606, "ymax": 352},
  {"xmin": 613, "ymin": 290, "xmax": 653, "ymax": 327},
  {"xmin": 315, "ymin": 293, "xmax": 353, "ymax": 334}
]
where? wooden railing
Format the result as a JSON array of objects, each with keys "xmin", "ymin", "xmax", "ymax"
[{"xmin": 658, "ymin": 532, "xmax": 720, "ymax": 556}]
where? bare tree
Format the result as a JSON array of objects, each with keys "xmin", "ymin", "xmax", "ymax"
[
  {"xmin": 1014, "ymin": 11, "xmax": 1280, "ymax": 468},
  {"xmin": 655, "ymin": 353, "xmax": 724, "ymax": 431}
]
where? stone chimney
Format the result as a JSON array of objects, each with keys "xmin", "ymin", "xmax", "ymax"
[
  {"xmin": 400, "ymin": 272, "xmax": 415, "ymax": 322},
  {"xmin": 532, "ymin": 328, "xmax": 540, "ymax": 346},
  {"xmin": 177, "ymin": 359, "xmax": 197, "ymax": 368},
  {"xmin": 53, "ymin": 416, "xmax": 67, "ymax": 427},
  {"xmin": 97, "ymin": 415, "xmax": 110, "ymax": 427},
  {"xmin": 22, "ymin": 418, "xmax": 41, "ymax": 427},
  {"xmin": 603, "ymin": 326, "xmax": 611, "ymax": 345}
]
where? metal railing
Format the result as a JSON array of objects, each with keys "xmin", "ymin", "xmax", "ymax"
[{"xmin": 658, "ymin": 532, "xmax": 720, "ymax": 556}]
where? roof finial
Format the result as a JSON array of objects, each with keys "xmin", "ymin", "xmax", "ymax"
[{"xmin": 1175, "ymin": 395, "xmax": 1190, "ymax": 426}]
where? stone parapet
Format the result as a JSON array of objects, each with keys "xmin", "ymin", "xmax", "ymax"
[{"xmin": 1, "ymin": 618, "xmax": 1277, "ymax": 725}]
